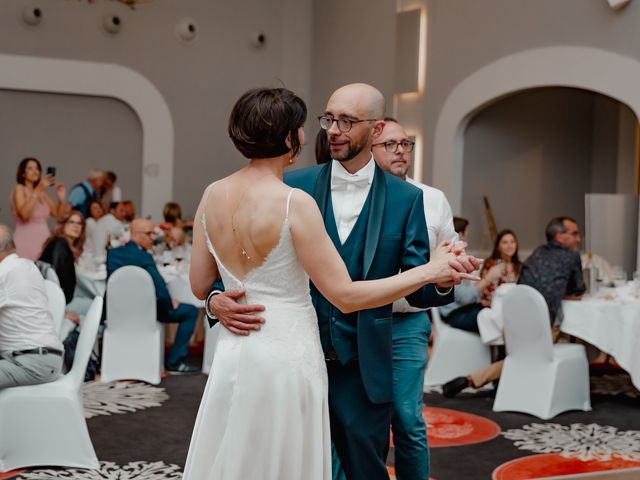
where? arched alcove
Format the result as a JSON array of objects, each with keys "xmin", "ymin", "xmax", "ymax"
[
  {"xmin": 0, "ymin": 54, "xmax": 173, "ymax": 221},
  {"xmin": 460, "ymin": 86, "xmax": 637, "ymax": 252},
  {"xmin": 433, "ymin": 46, "xmax": 640, "ymax": 213}
]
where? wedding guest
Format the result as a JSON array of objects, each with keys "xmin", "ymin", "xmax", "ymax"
[
  {"xmin": 106, "ymin": 219, "xmax": 200, "ymax": 375},
  {"xmin": 478, "ymin": 229, "xmax": 522, "ymax": 304},
  {"xmin": 0, "ymin": 225, "xmax": 64, "ymax": 389},
  {"xmin": 11, "ymin": 157, "xmax": 70, "ymax": 260},
  {"xmin": 440, "ymin": 229, "xmax": 521, "ymax": 334},
  {"xmin": 453, "ymin": 217, "xmax": 469, "ymax": 242},
  {"xmin": 88, "ymin": 200, "xmax": 105, "ymax": 222},
  {"xmin": 120, "ymin": 200, "xmax": 136, "ymax": 223},
  {"xmin": 442, "ymin": 217, "xmax": 585, "ymax": 398},
  {"xmin": 100, "ymin": 171, "xmax": 122, "ymax": 211},
  {"xmin": 373, "ymin": 117, "xmax": 457, "ymax": 480},
  {"xmin": 68, "ymin": 169, "xmax": 105, "ymax": 219},
  {"xmin": 160, "ymin": 202, "xmax": 193, "ymax": 231},
  {"xmin": 39, "ymin": 211, "xmax": 86, "ymax": 304}
]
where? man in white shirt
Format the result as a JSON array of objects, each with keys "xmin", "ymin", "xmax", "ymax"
[
  {"xmin": 373, "ymin": 117, "xmax": 457, "ymax": 480},
  {"xmin": 0, "ymin": 225, "xmax": 64, "ymax": 389}
]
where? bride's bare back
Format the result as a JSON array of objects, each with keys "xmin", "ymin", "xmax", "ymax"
[{"xmin": 202, "ymin": 172, "xmax": 293, "ymax": 282}]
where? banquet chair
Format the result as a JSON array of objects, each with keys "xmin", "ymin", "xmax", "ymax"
[
  {"xmin": 101, "ymin": 266, "xmax": 164, "ymax": 384},
  {"xmin": 202, "ymin": 323, "xmax": 221, "ymax": 375},
  {"xmin": 493, "ymin": 285, "xmax": 591, "ymax": 419},
  {"xmin": 0, "ymin": 297, "xmax": 103, "ymax": 472},
  {"xmin": 44, "ymin": 279, "xmax": 67, "ymax": 339},
  {"xmin": 424, "ymin": 307, "xmax": 491, "ymax": 388}
]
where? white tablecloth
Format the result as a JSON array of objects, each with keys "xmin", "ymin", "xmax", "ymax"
[{"xmin": 561, "ymin": 287, "xmax": 640, "ymax": 390}]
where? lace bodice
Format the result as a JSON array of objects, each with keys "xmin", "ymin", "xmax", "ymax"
[{"xmin": 201, "ymin": 189, "xmax": 311, "ymax": 309}]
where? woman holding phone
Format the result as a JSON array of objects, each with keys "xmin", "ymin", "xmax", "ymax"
[{"xmin": 11, "ymin": 157, "xmax": 70, "ymax": 259}]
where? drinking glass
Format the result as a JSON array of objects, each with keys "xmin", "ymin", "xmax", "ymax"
[{"xmin": 612, "ymin": 266, "xmax": 626, "ymax": 288}]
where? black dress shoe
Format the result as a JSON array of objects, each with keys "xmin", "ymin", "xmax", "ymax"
[{"xmin": 442, "ymin": 376, "xmax": 470, "ymax": 398}]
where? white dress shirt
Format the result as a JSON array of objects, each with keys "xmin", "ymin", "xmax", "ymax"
[
  {"xmin": 330, "ymin": 158, "xmax": 376, "ymax": 244},
  {"xmin": 0, "ymin": 253, "xmax": 62, "ymax": 352},
  {"xmin": 394, "ymin": 178, "xmax": 458, "ymax": 313}
]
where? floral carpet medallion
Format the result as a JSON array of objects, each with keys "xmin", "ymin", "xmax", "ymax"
[
  {"xmin": 503, "ymin": 423, "xmax": 640, "ymax": 461},
  {"xmin": 82, "ymin": 381, "xmax": 169, "ymax": 418},
  {"xmin": 424, "ymin": 406, "xmax": 501, "ymax": 447},
  {"xmin": 492, "ymin": 453, "xmax": 640, "ymax": 480},
  {"xmin": 17, "ymin": 461, "xmax": 182, "ymax": 479}
]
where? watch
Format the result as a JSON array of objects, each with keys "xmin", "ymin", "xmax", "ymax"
[{"xmin": 205, "ymin": 289, "xmax": 223, "ymax": 320}]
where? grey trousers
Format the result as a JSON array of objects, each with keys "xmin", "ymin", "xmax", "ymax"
[{"xmin": 0, "ymin": 350, "xmax": 63, "ymax": 389}]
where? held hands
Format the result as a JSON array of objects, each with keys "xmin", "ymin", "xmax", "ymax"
[
  {"xmin": 209, "ymin": 290, "xmax": 265, "ymax": 336},
  {"xmin": 428, "ymin": 241, "xmax": 481, "ymax": 287},
  {"xmin": 483, "ymin": 262, "xmax": 506, "ymax": 284}
]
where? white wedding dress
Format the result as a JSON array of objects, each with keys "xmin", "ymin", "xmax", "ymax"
[{"xmin": 183, "ymin": 189, "xmax": 331, "ymax": 480}]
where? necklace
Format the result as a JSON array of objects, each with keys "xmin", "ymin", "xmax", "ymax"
[{"xmin": 226, "ymin": 173, "xmax": 276, "ymax": 261}]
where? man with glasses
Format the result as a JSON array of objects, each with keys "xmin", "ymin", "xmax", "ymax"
[
  {"xmin": 207, "ymin": 83, "xmax": 470, "ymax": 480},
  {"xmin": 106, "ymin": 218, "xmax": 200, "ymax": 375},
  {"xmin": 373, "ymin": 118, "xmax": 457, "ymax": 480}
]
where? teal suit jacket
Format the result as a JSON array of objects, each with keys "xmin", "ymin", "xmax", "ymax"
[{"xmin": 285, "ymin": 162, "xmax": 453, "ymax": 403}]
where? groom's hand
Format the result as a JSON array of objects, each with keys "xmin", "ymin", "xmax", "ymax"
[{"xmin": 210, "ymin": 290, "xmax": 265, "ymax": 336}]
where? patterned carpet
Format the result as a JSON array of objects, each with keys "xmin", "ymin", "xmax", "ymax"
[{"xmin": 3, "ymin": 369, "xmax": 640, "ymax": 479}]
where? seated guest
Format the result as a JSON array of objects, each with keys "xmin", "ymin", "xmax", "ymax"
[
  {"xmin": 68, "ymin": 169, "xmax": 105, "ymax": 219},
  {"xmin": 442, "ymin": 216, "xmax": 585, "ymax": 398},
  {"xmin": 100, "ymin": 171, "xmax": 122, "ymax": 211},
  {"xmin": 453, "ymin": 216, "xmax": 469, "ymax": 242},
  {"xmin": 0, "ymin": 225, "xmax": 64, "ymax": 389},
  {"xmin": 159, "ymin": 202, "xmax": 192, "ymax": 248},
  {"xmin": 39, "ymin": 211, "xmax": 86, "ymax": 304},
  {"xmin": 81, "ymin": 202, "xmax": 127, "ymax": 263},
  {"xmin": 88, "ymin": 200, "xmax": 105, "ymax": 222},
  {"xmin": 119, "ymin": 200, "xmax": 136, "ymax": 223},
  {"xmin": 478, "ymin": 229, "xmax": 522, "ymax": 304},
  {"xmin": 106, "ymin": 219, "xmax": 200, "ymax": 375},
  {"xmin": 440, "ymin": 229, "xmax": 521, "ymax": 334}
]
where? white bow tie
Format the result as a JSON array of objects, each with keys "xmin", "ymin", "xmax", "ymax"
[{"xmin": 332, "ymin": 167, "xmax": 370, "ymax": 189}]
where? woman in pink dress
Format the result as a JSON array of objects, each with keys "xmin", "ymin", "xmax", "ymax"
[{"xmin": 11, "ymin": 157, "xmax": 70, "ymax": 260}]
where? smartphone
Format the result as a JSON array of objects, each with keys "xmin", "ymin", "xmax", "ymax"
[{"xmin": 46, "ymin": 166, "xmax": 56, "ymax": 177}]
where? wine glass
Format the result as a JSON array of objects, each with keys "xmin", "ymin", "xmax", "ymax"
[
  {"xmin": 173, "ymin": 245, "xmax": 185, "ymax": 272},
  {"xmin": 612, "ymin": 266, "xmax": 626, "ymax": 288}
]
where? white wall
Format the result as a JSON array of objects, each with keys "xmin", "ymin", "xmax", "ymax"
[{"xmin": 0, "ymin": 0, "xmax": 313, "ymax": 221}]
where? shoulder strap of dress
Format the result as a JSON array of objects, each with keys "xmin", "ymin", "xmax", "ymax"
[{"xmin": 285, "ymin": 188, "xmax": 295, "ymax": 221}]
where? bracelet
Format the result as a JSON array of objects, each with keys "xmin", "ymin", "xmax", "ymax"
[{"xmin": 204, "ymin": 289, "xmax": 223, "ymax": 320}]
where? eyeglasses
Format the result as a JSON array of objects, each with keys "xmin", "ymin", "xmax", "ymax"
[
  {"xmin": 372, "ymin": 140, "xmax": 415, "ymax": 153},
  {"xmin": 65, "ymin": 219, "xmax": 83, "ymax": 226},
  {"xmin": 318, "ymin": 115, "xmax": 377, "ymax": 133}
]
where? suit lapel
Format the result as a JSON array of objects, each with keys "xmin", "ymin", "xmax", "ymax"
[
  {"xmin": 312, "ymin": 162, "xmax": 332, "ymax": 218},
  {"xmin": 363, "ymin": 164, "xmax": 386, "ymax": 279}
]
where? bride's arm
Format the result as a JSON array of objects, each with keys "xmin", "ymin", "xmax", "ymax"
[
  {"xmin": 289, "ymin": 192, "xmax": 476, "ymax": 313},
  {"xmin": 190, "ymin": 192, "xmax": 219, "ymax": 300}
]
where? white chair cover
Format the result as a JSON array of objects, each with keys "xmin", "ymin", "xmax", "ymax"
[
  {"xmin": 0, "ymin": 297, "xmax": 103, "ymax": 472},
  {"xmin": 101, "ymin": 266, "xmax": 164, "ymax": 384},
  {"xmin": 493, "ymin": 285, "xmax": 591, "ymax": 419},
  {"xmin": 424, "ymin": 307, "xmax": 491, "ymax": 388},
  {"xmin": 44, "ymin": 279, "xmax": 67, "ymax": 339}
]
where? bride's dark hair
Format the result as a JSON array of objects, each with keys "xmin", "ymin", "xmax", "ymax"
[{"xmin": 228, "ymin": 88, "xmax": 307, "ymax": 159}]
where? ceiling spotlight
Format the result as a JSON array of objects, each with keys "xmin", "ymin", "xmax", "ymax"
[
  {"xmin": 22, "ymin": 6, "xmax": 43, "ymax": 26},
  {"xmin": 103, "ymin": 15, "xmax": 122, "ymax": 34},
  {"xmin": 176, "ymin": 18, "xmax": 197, "ymax": 42}
]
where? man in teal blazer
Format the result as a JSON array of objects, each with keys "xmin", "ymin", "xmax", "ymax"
[{"xmin": 208, "ymin": 84, "xmax": 460, "ymax": 480}]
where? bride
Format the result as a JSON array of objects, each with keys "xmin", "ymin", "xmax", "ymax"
[{"xmin": 185, "ymin": 87, "xmax": 478, "ymax": 480}]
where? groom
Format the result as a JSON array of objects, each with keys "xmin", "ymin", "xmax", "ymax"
[{"xmin": 208, "ymin": 83, "xmax": 463, "ymax": 480}]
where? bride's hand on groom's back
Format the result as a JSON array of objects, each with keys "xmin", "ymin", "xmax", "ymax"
[{"xmin": 210, "ymin": 290, "xmax": 266, "ymax": 336}]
